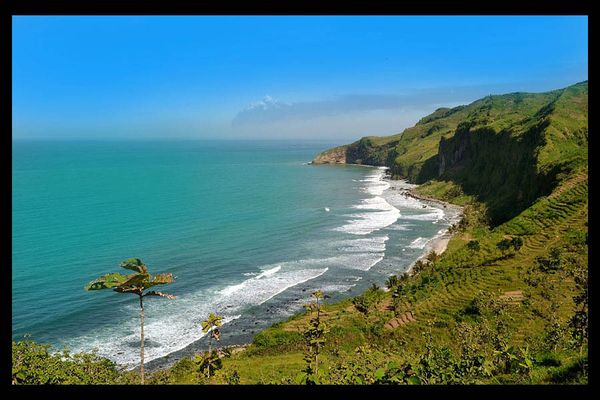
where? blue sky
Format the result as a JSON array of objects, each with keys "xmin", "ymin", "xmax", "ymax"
[{"xmin": 12, "ymin": 16, "xmax": 588, "ymax": 141}]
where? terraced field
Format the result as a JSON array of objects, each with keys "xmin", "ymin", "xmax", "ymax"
[
  {"xmin": 214, "ymin": 169, "xmax": 587, "ymax": 383},
  {"xmin": 403, "ymin": 172, "xmax": 587, "ymax": 333}
]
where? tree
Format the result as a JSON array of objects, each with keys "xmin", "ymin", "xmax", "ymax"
[
  {"xmin": 200, "ymin": 313, "xmax": 224, "ymax": 378},
  {"xmin": 510, "ymin": 236, "xmax": 523, "ymax": 252},
  {"xmin": 12, "ymin": 339, "xmax": 121, "ymax": 385},
  {"xmin": 85, "ymin": 258, "xmax": 176, "ymax": 384},
  {"xmin": 496, "ymin": 239, "xmax": 512, "ymax": 258},
  {"xmin": 535, "ymin": 247, "xmax": 562, "ymax": 273},
  {"xmin": 385, "ymin": 275, "xmax": 399, "ymax": 290},
  {"xmin": 352, "ymin": 295, "xmax": 372, "ymax": 317},
  {"xmin": 412, "ymin": 260, "xmax": 426, "ymax": 274},
  {"xmin": 467, "ymin": 240, "xmax": 481, "ymax": 252},
  {"xmin": 426, "ymin": 251, "xmax": 440, "ymax": 263},
  {"xmin": 298, "ymin": 290, "xmax": 329, "ymax": 384}
]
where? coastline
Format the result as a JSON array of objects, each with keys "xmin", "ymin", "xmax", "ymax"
[
  {"xmin": 383, "ymin": 176, "xmax": 464, "ymax": 277},
  {"xmin": 404, "ymin": 194, "xmax": 463, "ymax": 276},
  {"xmin": 146, "ymin": 172, "xmax": 464, "ymax": 373}
]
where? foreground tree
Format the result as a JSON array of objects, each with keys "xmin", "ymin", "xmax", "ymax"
[
  {"xmin": 199, "ymin": 313, "xmax": 224, "ymax": 378},
  {"xmin": 85, "ymin": 258, "xmax": 176, "ymax": 384},
  {"xmin": 298, "ymin": 290, "xmax": 329, "ymax": 384},
  {"xmin": 385, "ymin": 275, "xmax": 399, "ymax": 290}
]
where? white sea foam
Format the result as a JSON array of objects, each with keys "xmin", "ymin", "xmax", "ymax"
[
  {"xmin": 67, "ymin": 242, "xmax": 391, "ymax": 367},
  {"xmin": 333, "ymin": 235, "xmax": 389, "ymax": 253},
  {"xmin": 254, "ymin": 268, "xmax": 329, "ymax": 306},
  {"xmin": 221, "ymin": 266, "xmax": 282, "ymax": 296},
  {"xmin": 334, "ymin": 207, "xmax": 400, "ymax": 235},
  {"xmin": 362, "ymin": 180, "xmax": 390, "ymax": 196},
  {"xmin": 408, "ymin": 237, "xmax": 431, "ymax": 249},
  {"xmin": 219, "ymin": 281, "xmax": 246, "ymax": 296},
  {"xmin": 334, "ymin": 169, "xmax": 400, "ymax": 235},
  {"xmin": 255, "ymin": 265, "xmax": 281, "ymax": 279},
  {"xmin": 401, "ymin": 208, "xmax": 445, "ymax": 222},
  {"xmin": 385, "ymin": 224, "xmax": 412, "ymax": 231},
  {"xmin": 66, "ymin": 265, "xmax": 329, "ymax": 367},
  {"xmin": 319, "ymin": 283, "xmax": 355, "ymax": 293},
  {"xmin": 270, "ymin": 253, "xmax": 385, "ymax": 272},
  {"xmin": 352, "ymin": 196, "xmax": 394, "ymax": 211},
  {"xmin": 327, "ymin": 253, "xmax": 385, "ymax": 271},
  {"xmin": 394, "ymin": 194, "xmax": 429, "ymax": 209}
]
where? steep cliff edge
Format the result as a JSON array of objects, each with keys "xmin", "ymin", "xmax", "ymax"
[
  {"xmin": 311, "ymin": 145, "xmax": 348, "ymax": 164},
  {"xmin": 312, "ymin": 137, "xmax": 399, "ymax": 166},
  {"xmin": 312, "ymin": 81, "xmax": 588, "ymax": 225}
]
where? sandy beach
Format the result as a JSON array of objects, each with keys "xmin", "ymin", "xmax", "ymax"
[{"xmin": 384, "ymin": 177, "xmax": 464, "ymax": 276}]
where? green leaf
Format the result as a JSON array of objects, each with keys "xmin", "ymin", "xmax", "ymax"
[
  {"xmin": 374, "ymin": 367, "xmax": 386, "ymax": 381},
  {"xmin": 149, "ymin": 273, "xmax": 175, "ymax": 286},
  {"xmin": 143, "ymin": 291, "xmax": 176, "ymax": 300},
  {"xmin": 85, "ymin": 273, "xmax": 131, "ymax": 291},
  {"xmin": 408, "ymin": 376, "xmax": 421, "ymax": 385},
  {"xmin": 201, "ymin": 313, "xmax": 224, "ymax": 333},
  {"xmin": 295, "ymin": 372, "xmax": 307, "ymax": 384},
  {"xmin": 120, "ymin": 258, "xmax": 148, "ymax": 274},
  {"xmin": 120, "ymin": 272, "xmax": 151, "ymax": 288}
]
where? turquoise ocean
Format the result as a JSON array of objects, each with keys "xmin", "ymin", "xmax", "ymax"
[{"xmin": 12, "ymin": 140, "xmax": 459, "ymax": 369}]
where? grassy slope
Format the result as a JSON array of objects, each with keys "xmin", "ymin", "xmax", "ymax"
[
  {"xmin": 206, "ymin": 82, "xmax": 588, "ymax": 384},
  {"xmin": 207, "ymin": 170, "xmax": 586, "ymax": 384}
]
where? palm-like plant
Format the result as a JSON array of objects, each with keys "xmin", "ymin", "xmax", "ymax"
[
  {"xmin": 298, "ymin": 290, "xmax": 329, "ymax": 383},
  {"xmin": 385, "ymin": 275, "xmax": 399, "ymax": 290},
  {"xmin": 201, "ymin": 313, "xmax": 223, "ymax": 378},
  {"xmin": 85, "ymin": 258, "xmax": 176, "ymax": 384}
]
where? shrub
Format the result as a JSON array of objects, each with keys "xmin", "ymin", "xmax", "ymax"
[
  {"xmin": 251, "ymin": 330, "xmax": 303, "ymax": 350},
  {"xmin": 467, "ymin": 240, "xmax": 481, "ymax": 252},
  {"xmin": 385, "ymin": 275, "xmax": 399, "ymax": 290},
  {"xmin": 535, "ymin": 247, "xmax": 562, "ymax": 273},
  {"xmin": 12, "ymin": 339, "xmax": 120, "ymax": 385}
]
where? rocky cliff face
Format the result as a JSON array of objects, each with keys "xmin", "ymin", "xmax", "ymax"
[
  {"xmin": 438, "ymin": 123, "xmax": 472, "ymax": 176},
  {"xmin": 311, "ymin": 145, "xmax": 347, "ymax": 164},
  {"xmin": 312, "ymin": 137, "xmax": 396, "ymax": 166},
  {"xmin": 345, "ymin": 137, "xmax": 392, "ymax": 166}
]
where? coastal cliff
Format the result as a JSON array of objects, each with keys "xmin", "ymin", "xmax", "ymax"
[
  {"xmin": 312, "ymin": 137, "xmax": 398, "ymax": 167},
  {"xmin": 312, "ymin": 81, "xmax": 588, "ymax": 225},
  {"xmin": 311, "ymin": 145, "xmax": 348, "ymax": 164}
]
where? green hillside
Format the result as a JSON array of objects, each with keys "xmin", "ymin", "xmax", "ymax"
[
  {"xmin": 314, "ymin": 81, "xmax": 588, "ymax": 225},
  {"xmin": 13, "ymin": 82, "xmax": 588, "ymax": 385}
]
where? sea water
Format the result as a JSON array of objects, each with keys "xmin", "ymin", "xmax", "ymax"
[{"xmin": 12, "ymin": 140, "xmax": 459, "ymax": 369}]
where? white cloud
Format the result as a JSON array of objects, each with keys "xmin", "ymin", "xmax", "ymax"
[{"xmin": 229, "ymin": 89, "xmax": 484, "ymax": 140}]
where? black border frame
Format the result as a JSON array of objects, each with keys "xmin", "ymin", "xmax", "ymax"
[{"xmin": 4, "ymin": 1, "xmax": 592, "ymax": 398}]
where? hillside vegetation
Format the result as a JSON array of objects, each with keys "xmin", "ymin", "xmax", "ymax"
[
  {"xmin": 13, "ymin": 82, "xmax": 587, "ymax": 384},
  {"xmin": 314, "ymin": 81, "xmax": 588, "ymax": 224}
]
